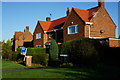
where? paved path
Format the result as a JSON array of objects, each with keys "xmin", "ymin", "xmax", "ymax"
[{"xmin": 1, "ymin": 67, "xmax": 48, "ymax": 73}]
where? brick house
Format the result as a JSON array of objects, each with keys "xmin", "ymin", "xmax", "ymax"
[
  {"xmin": 63, "ymin": 0, "xmax": 120, "ymax": 47},
  {"xmin": 63, "ymin": 1, "xmax": 116, "ymax": 41},
  {"xmin": 13, "ymin": 26, "xmax": 33, "ymax": 51},
  {"xmin": 33, "ymin": 0, "xmax": 120, "ymax": 48},
  {"xmin": 33, "ymin": 17, "xmax": 67, "ymax": 48}
]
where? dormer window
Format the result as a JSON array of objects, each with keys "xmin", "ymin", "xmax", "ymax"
[{"xmin": 68, "ymin": 25, "xmax": 78, "ymax": 34}]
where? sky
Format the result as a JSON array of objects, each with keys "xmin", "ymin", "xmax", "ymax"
[{"xmin": 1, "ymin": 1, "xmax": 119, "ymax": 41}]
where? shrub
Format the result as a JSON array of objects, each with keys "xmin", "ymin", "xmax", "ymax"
[
  {"xmin": 27, "ymin": 48, "xmax": 46, "ymax": 55},
  {"xmin": 48, "ymin": 60, "xmax": 61, "ymax": 67},
  {"xmin": 2, "ymin": 40, "xmax": 13, "ymax": 60},
  {"xmin": 14, "ymin": 48, "xmax": 46, "ymax": 55},
  {"xmin": 49, "ymin": 40, "xmax": 59, "ymax": 61},
  {"xmin": 12, "ymin": 48, "xmax": 46, "ymax": 60},
  {"xmin": 32, "ymin": 53, "xmax": 49, "ymax": 66},
  {"xmin": 12, "ymin": 48, "xmax": 49, "ymax": 66},
  {"xmin": 61, "ymin": 38, "xmax": 103, "ymax": 66}
]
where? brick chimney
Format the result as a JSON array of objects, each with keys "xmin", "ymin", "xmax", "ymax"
[
  {"xmin": 66, "ymin": 8, "xmax": 71, "ymax": 16},
  {"xmin": 24, "ymin": 26, "xmax": 29, "ymax": 32},
  {"xmin": 46, "ymin": 17, "xmax": 51, "ymax": 21},
  {"xmin": 98, "ymin": 0, "xmax": 104, "ymax": 7}
]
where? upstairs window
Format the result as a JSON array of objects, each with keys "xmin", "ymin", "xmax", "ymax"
[
  {"xmin": 68, "ymin": 25, "xmax": 78, "ymax": 34},
  {"xmin": 36, "ymin": 33, "xmax": 41, "ymax": 39}
]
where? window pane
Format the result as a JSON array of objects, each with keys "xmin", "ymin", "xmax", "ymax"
[
  {"xmin": 68, "ymin": 25, "xmax": 78, "ymax": 34},
  {"xmin": 36, "ymin": 33, "xmax": 41, "ymax": 39},
  {"xmin": 69, "ymin": 26, "xmax": 75, "ymax": 33},
  {"xmin": 75, "ymin": 25, "xmax": 78, "ymax": 33}
]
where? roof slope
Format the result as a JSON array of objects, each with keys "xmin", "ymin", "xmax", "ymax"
[
  {"xmin": 38, "ymin": 17, "xmax": 67, "ymax": 31},
  {"xmin": 38, "ymin": 7, "xmax": 98, "ymax": 31},
  {"xmin": 73, "ymin": 7, "xmax": 99, "ymax": 22},
  {"xmin": 14, "ymin": 32, "xmax": 23, "ymax": 39}
]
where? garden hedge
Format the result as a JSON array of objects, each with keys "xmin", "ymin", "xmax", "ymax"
[
  {"xmin": 12, "ymin": 48, "xmax": 49, "ymax": 66},
  {"xmin": 61, "ymin": 38, "xmax": 103, "ymax": 66}
]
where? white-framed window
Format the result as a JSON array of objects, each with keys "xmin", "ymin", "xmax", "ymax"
[
  {"xmin": 68, "ymin": 25, "xmax": 78, "ymax": 34},
  {"xmin": 36, "ymin": 33, "xmax": 41, "ymax": 39},
  {"xmin": 36, "ymin": 45, "xmax": 41, "ymax": 48}
]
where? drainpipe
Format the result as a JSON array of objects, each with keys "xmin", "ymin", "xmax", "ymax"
[
  {"xmin": 54, "ymin": 30, "xmax": 57, "ymax": 41},
  {"xmin": 89, "ymin": 25, "xmax": 91, "ymax": 38}
]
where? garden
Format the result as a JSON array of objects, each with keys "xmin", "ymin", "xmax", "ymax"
[{"xmin": 1, "ymin": 38, "xmax": 120, "ymax": 80}]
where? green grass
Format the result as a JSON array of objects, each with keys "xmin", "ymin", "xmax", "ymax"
[
  {"xmin": 2, "ymin": 60, "xmax": 42, "ymax": 70},
  {"xmin": 2, "ymin": 68, "xmax": 88, "ymax": 79},
  {"xmin": 1, "ymin": 60, "xmax": 120, "ymax": 80}
]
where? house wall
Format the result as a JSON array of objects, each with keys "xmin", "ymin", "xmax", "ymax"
[
  {"xmin": 23, "ymin": 32, "xmax": 33, "ymax": 42},
  {"xmin": 84, "ymin": 25, "xmax": 90, "ymax": 37},
  {"xmin": 47, "ymin": 29, "xmax": 63, "ymax": 43},
  {"xmin": 14, "ymin": 29, "xmax": 33, "ymax": 51},
  {"xmin": 89, "ymin": 7, "xmax": 116, "ymax": 38},
  {"xmin": 63, "ymin": 9, "xmax": 85, "ymax": 42},
  {"xmin": 43, "ymin": 33, "xmax": 48, "ymax": 48},
  {"xmin": 33, "ymin": 22, "xmax": 44, "ymax": 47},
  {"xmin": 109, "ymin": 39, "xmax": 120, "ymax": 47}
]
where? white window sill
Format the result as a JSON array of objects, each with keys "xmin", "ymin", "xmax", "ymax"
[{"xmin": 68, "ymin": 32, "xmax": 78, "ymax": 35}]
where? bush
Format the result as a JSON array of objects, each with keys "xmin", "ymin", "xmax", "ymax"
[
  {"xmin": 27, "ymin": 48, "xmax": 46, "ymax": 55},
  {"xmin": 61, "ymin": 38, "xmax": 103, "ymax": 66},
  {"xmin": 12, "ymin": 48, "xmax": 49, "ymax": 66},
  {"xmin": 49, "ymin": 40, "xmax": 59, "ymax": 61},
  {"xmin": 14, "ymin": 48, "xmax": 46, "ymax": 55},
  {"xmin": 32, "ymin": 54, "xmax": 49, "ymax": 66},
  {"xmin": 12, "ymin": 48, "xmax": 46, "ymax": 60},
  {"xmin": 12, "ymin": 48, "xmax": 49, "ymax": 65},
  {"xmin": 48, "ymin": 60, "xmax": 61, "ymax": 67},
  {"xmin": 2, "ymin": 41, "xmax": 13, "ymax": 60}
]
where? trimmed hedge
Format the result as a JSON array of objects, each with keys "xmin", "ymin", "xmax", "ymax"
[
  {"xmin": 15, "ymin": 48, "xmax": 46, "ymax": 55},
  {"xmin": 12, "ymin": 48, "xmax": 49, "ymax": 66},
  {"xmin": 61, "ymin": 38, "xmax": 103, "ymax": 66},
  {"xmin": 32, "ymin": 54, "xmax": 49, "ymax": 66}
]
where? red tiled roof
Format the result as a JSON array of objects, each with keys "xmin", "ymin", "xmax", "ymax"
[
  {"xmin": 73, "ymin": 7, "xmax": 99, "ymax": 22},
  {"xmin": 73, "ymin": 8, "xmax": 90, "ymax": 22},
  {"xmin": 38, "ymin": 7, "xmax": 98, "ymax": 31},
  {"xmin": 38, "ymin": 21, "xmax": 51, "ymax": 31},
  {"xmin": 87, "ymin": 7, "xmax": 99, "ymax": 20},
  {"xmin": 38, "ymin": 17, "xmax": 67, "ymax": 31},
  {"xmin": 14, "ymin": 32, "xmax": 23, "ymax": 39}
]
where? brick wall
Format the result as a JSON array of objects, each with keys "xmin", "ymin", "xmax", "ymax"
[
  {"xmin": 63, "ymin": 9, "xmax": 85, "ymax": 42},
  {"xmin": 33, "ymin": 22, "xmax": 44, "ymax": 47},
  {"xmin": 89, "ymin": 7, "xmax": 116, "ymax": 38},
  {"xmin": 43, "ymin": 33, "xmax": 48, "ymax": 48},
  {"xmin": 109, "ymin": 39, "xmax": 120, "ymax": 47}
]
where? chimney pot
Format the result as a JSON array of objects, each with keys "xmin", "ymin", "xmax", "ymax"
[
  {"xmin": 66, "ymin": 8, "xmax": 71, "ymax": 16},
  {"xmin": 98, "ymin": 0, "xmax": 105, "ymax": 7},
  {"xmin": 24, "ymin": 26, "xmax": 29, "ymax": 32},
  {"xmin": 46, "ymin": 17, "xmax": 51, "ymax": 21}
]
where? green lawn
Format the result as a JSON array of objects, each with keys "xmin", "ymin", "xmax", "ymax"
[
  {"xmin": 2, "ymin": 60, "xmax": 42, "ymax": 70},
  {"xmin": 1, "ymin": 60, "xmax": 120, "ymax": 80}
]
